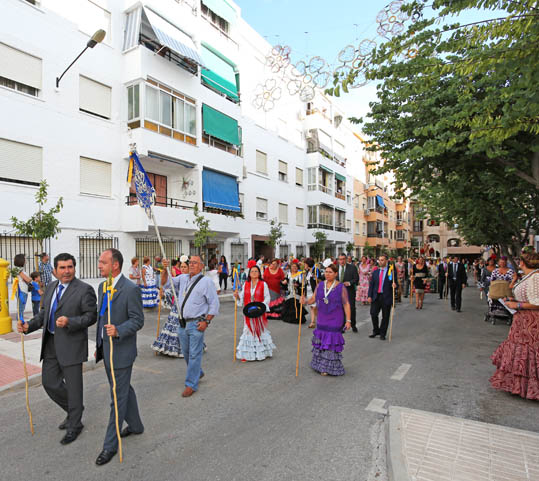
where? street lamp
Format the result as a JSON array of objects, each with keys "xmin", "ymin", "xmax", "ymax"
[{"xmin": 55, "ymin": 29, "xmax": 106, "ymax": 88}]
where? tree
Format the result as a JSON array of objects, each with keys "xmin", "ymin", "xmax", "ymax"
[
  {"xmin": 266, "ymin": 218, "xmax": 284, "ymax": 252},
  {"xmin": 312, "ymin": 231, "xmax": 328, "ymax": 260},
  {"xmin": 192, "ymin": 204, "xmax": 215, "ymax": 259},
  {"xmin": 333, "ymin": 0, "xmax": 539, "ymax": 259},
  {"xmin": 11, "ymin": 180, "xmax": 64, "ymax": 263},
  {"xmin": 345, "ymin": 241, "xmax": 355, "ymax": 255},
  {"xmin": 363, "ymin": 241, "xmax": 375, "ymax": 259}
]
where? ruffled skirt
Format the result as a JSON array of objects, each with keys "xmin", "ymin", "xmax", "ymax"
[
  {"xmin": 236, "ymin": 325, "xmax": 276, "ymax": 361},
  {"xmin": 141, "ymin": 281, "xmax": 159, "ymax": 308},
  {"xmin": 311, "ymin": 338, "xmax": 344, "ymax": 376},
  {"xmin": 490, "ymin": 309, "xmax": 539, "ymax": 400},
  {"xmin": 267, "ymin": 294, "xmax": 285, "ymax": 320},
  {"xmin": 151, "ymin": 313, "xmax": 182, "ymax": 357}
]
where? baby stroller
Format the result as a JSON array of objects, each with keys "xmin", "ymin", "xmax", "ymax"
[{"xmin": 484, "ymin": 280, "xmax": 513, "ymax": 326}]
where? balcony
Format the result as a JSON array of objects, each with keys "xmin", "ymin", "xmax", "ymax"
[
  {"xmin": 126, "ymin": 195, "xmax": 197, "ymax": 210},
  {"xmin": 335, "ymin": 226, "xmax": 349, "ymax": 233},
  {"xmin": 335, "ymin": 192, "xmax": 346, "ymax": 201},
  {"xmin": 368, "ymin": 233, "xmax": 383, "ymax": 238},
  {"xmin": 308, "ymin": 223, "xmax": 334, "ymax": 230},
  {"xmin": 308, "ymin": 184, "xmax": 334, "ymax": 196}
]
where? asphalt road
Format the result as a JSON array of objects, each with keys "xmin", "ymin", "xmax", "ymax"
[{"xmin": 1, "ymin": 285, "xmax": 538, "ymax": 481}]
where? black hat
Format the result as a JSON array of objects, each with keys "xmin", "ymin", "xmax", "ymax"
[{"xmin": 243, "ymin": 302, "xmax": 266, "ymax": 318}]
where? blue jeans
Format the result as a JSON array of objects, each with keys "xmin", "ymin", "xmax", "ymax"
[
  {"xmin": 177, "ymin": 322, "xmax": 205, "ymax": 391},
  {"xmin": 18, "ymin": 291, "xmax": 28, "ymax": 321}
]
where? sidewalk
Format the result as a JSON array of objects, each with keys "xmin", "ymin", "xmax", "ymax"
[{"xmin": 388, "ymin": 406, "xmax": 539, "ymax": 481}]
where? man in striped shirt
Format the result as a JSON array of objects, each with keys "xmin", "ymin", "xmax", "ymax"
[{"xmin": 39, "ymin": 252, "xmax": 54, "ymax": 288}]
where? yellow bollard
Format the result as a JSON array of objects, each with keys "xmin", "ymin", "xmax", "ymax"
[{"xmin": 0, "ymin": 258, "xmax": 12, "ymax": 334}]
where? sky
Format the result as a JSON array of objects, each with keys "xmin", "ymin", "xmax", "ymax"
[{"xmin": 234, "ymin": 0, "xmax": 505, "ymax": 123}]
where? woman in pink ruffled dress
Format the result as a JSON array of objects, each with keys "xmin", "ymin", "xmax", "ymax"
[
  {"xmin": 356, "ymin": 256, "xmax": 372, "ymax": 305},
  {"xmin": 490, "ymin": 251, "xmax": 539, "ymax": 400}
]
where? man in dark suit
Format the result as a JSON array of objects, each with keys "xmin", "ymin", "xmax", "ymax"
[
  {"xmin": 95, "ymin": 248, "xmax": 144, "ymax": 466},
  {"xmin": 367, "ymin": 255, "xmax": 397, "ymax": 341},
  {"xmin": 448, "ymin": 255, "xmax": 467, "ymax": 312},
  {"xmin": 18, "ymin": 253, "xmax": 97, "ymax": 445},
  {"xmin": 337, "ymin": 253, "xmax": 360, "ymax": 332},
  {"xmin": 437, "ymin": 257, "xmax": 448, "ymax": 300}
]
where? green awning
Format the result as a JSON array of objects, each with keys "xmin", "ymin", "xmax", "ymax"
[
  {"xmin": 319, "ymin": 164, "xmax": 333, "ymax": 174},
  {"xmin": 202, "ymin": 104, "xmax": 240, "ymax": 146},
  {"xmin": 202, "ymin": 0, "xmax": 237, "ymax": 25},
  {"xmin": 201, "ymin": 45, "xmax": 239, "ymax": 101},
  {"xmin": 335, "ymin": 172, "xmax": 346, "ymax": 182}
]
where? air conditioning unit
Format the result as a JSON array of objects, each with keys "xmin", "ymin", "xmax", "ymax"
[
  {"xmin": 364, "ymin": 209, "xmax": 370, "ymax": 215},
  {"xmin": 256, "ymin": 212, "xmax": 267, "ymax": 221},
  {"xmin": 397, "ymin": 220, "xmax": 403, "ymax": 225}
]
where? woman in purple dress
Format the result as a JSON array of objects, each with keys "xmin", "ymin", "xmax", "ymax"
[{"xmin": 301, "ymin": 264, "xmax": 351, "ymax": 376}]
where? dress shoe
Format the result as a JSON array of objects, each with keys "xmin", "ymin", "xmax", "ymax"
[
  {"xmin": 96, "ymin": 449, "xmax": 116, "ymax": 466},
  {"xmin": 58, "ymin": 417, "xmax": 69, "ymax": 430},
  {"xmin": 352, "ymin": 327, "xmax": 358, "ymax": 333},
  {"xmin": 368, "ymin": 333, "xmax": 379, "ymax": 338},
  {"xmin": 380, "ymin": 335, "xmax": 386, "ymax": 340},
  {"xmin": 451, "ymin": 306, "xmax": 456, "ymax": 310},
  {"xmin": 120, "ymin": 427, "xmax": 143, "ymax": 438},
  {"xmin": 60, "ymin": 427, "xmax": 82, "ymax": 445},
  {"xmin": 456, "ymin": 309, "xmax": 461, "ymax": 313},
  {"xmin": 182, "ymin": 386, "xmax": 195, "ymax": 397}
]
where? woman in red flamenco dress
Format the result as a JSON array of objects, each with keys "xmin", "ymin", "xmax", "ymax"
[{"xmin": 490, "ymin": 251, "xmax": 539, "ymax": 400}]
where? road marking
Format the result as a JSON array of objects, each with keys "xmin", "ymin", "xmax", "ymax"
[
  {"xmin": 365, "ymin": 398, "xmax": 388, "ymax": 414},
  {"xmin": 391, "ymin": 363, "xmax": 412, "ymax": 381}
]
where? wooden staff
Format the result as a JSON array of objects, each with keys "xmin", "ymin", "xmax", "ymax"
[
  {"xmin": 233, "ymin": 268, "xmax": 238, "ymax": 362},
  {"xmin": 106, "ymin": 277, "xmax": 122, "ymax": 463},
  {"xmin": 17, "ymin": 292, "xmax": 34, "ymax": 435},
  {"xmin": 295, "ymin": 271, "xmax": 306, "ymax": 377},
  {"xmin": 154, "ymin": 288, "xmax": 162, "ymax": 356}
]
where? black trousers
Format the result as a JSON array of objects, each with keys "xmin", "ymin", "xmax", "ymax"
[
  {"xmin": 370, "ymin": 296, "xmax": 392, "ymax": 336},
  {"xmin": 103, "ymin": 364, "xmax": 144, "ymax": 452},
  {"xmin": 346, "ymin": 286, "xmax": 357, "ymax": 328},
  {"xmin": 449, "ymin": 279, "xmax": 463, "ymax": 310},
  {"xmin": 438, "ymin": 277, "xmax": 446, "ymax": 299},
  {"xmin": 219, "ymin": 272, "xmax": 228, "ymax": 290},
  {"xmin": 42, "ymin": 333, "xmax": 84, "ymax": 431}
]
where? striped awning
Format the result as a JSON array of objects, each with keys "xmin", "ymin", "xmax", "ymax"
[{"xmin": 143, "ymin": 8, "xmax": 203, "ymax": 66}]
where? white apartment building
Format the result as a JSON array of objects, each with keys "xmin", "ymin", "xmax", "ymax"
[{"xmin": 0, "ymin": 0, "xmax": 361, "ymax": 281}]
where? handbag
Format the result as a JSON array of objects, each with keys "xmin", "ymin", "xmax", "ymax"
[{"xmin": 488, "ymin": 280, "xmax": 512, "ymax": 300}]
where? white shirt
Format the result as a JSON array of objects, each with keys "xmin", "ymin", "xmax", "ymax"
[{"xmin": 49, "ymin": 280, "xmax": 71, "ymax": 318}]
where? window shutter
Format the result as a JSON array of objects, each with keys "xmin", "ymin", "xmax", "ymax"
[
  {"xmin": 256, "ymin": 197, "xmax": 267, "ymax": 213},
  {"xmin": 0, "ymin": 43, "xmax": 42, "ymax": 89},
  {"xmin": 80, "ymin": 157, "xmax": 111, "ymax": 196},
  {"xmin": 0, "ymin": 138, "xmax": 42, "ymax": 184},
  {"xmin": 279, "ymin": 203, "xmax": 288, "ymax": 223},
  {"xmin": 256, "ymin": 150, "xmax": 267, "ymax": 174},
  {"xmin": 295, "ymin": 167, "xmax": 303, "ymax": 185},
  {"xmin": 296, "ymin": 207, "xmax": 304, "ymax": 226},
  {"xmin": 278, "ymin": 160, "xmax": 287, "ymax": 174},
  {"xmin": 79, "ymin": 76, "xmax": 111, "ymax": 119}
]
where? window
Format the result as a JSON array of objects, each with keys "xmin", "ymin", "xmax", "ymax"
[
  {"xmin": 307, "ymin": 167, "xmax": 317, "ymax": 190},
  {"xmin": 368, "ymin": 222, "xmax": 376, "ymax": 236},
  {"xmin": 280, "ymin": 244, "xmax": 289, "ymax": 258},
  {"xmin": 363, "ymin": 223, "xmax": 367, "ymax": 235},
  {"xmin": 367, "ymin": 196, "xmax": 376, "ymax": 210},
  {"xmin": 79, "ymin": 76, "xmax": 111, "ymax": 119},
  {"xmin": 346, "ymin": 192, "xmax": 351, "ymax": 205},
  {"xmin": 0, "ymin": 138, "xmax": 42, "ymax": 186},
  {"xmin": 346, "ymin": 219, "xmax": 351, "ymax": 231},
  {"xmin": 256, "ymin": 197, "xmax": 267, "ymax": 220},
  {"xmin": 308, "ymin": 205, "xmax": 317, "ymax": 225},
  {"xmin": 239, "ymin": 193, "xmax": 244, "ymax": 213},
  {"xmin": 127, "ymin": 84, "xmax": 140, "ymax": 121},
  {"xmin": 143, "ymin": 82, "xmax": 197, "ymax": 140},
  {"xmin": 279, "ymin": 203, "xmax": 288, "ymax": 224},
  {"xmin": 278, "ymin": 160, "xmax": 288, "ymax": 182},
  {"xmin": 201, "ymin": 1, "xmax": 230, "ymax": 35},
  {"xmin": 296, "ymin": 207, "xmax": 304, "ymax": 226},
  {"xmin": 355, "ymin": 221, "xmax": 360, "ymax": 235},
  {"xmin": 354, "ymin": 196, "xmax": 360, "ymax": 208},
  {"xmin": 295, "ymin": 168, "xmax": 303, "ymax": 187},
  {"xmin": 80, "ymin": 157, "xmax": 111, "ymax": 197},
  {"xmin": 0, "ymin": 43, "xmax": 41, "ymax": 97},
  {"xmin": 320, "ymin": 205, "xmax": 334, "ymax": 226},
  {"xmin": 256, "ymin": 150, "xmax": 267, "ymax": 175},
  {"xmin": 129, "ymin": 171, "xmax": 167, "ymax": 205}
]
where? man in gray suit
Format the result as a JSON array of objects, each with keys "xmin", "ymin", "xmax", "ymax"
[
  {"xmin": 95, "ymin": 248, "xmax": 144, "ymax": 466},
  {"xmin": 18, "ymin": 252, "xmax": 97, "ymax": 445}
]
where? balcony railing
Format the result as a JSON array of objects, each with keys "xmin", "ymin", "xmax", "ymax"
[
  {"xmin": 368, "ymin": 233, "xmax": 383, "ymax": 238},
  {"xmin": 126, "ymin": 195, "xmax": 197, "ymax": 210},
  {"xmin": 308, "ymin": 223, "xmax": 334, "ymax": 230},
  {"xmin": 335, "ymin": 192, "xmax": 346, "ymax": 200},
  {"xmin": 335, "ymin": 226, "xmax": 349, "ymax": 233}
]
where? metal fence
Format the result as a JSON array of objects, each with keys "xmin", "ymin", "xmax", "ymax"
[
  {"xmin": 135, "ymin": 238, "xmax": 181, "ymax": 263},
  {"xmin": 78, "ymin": 231, "xmax": 119, "ymax": 279},
  {"xmin": 0, "ymin": 231, "xmax": 51, "ymax": 275}
]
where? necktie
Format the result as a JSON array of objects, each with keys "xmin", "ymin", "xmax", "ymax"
[
  {"xmin": 340, "ymin": 266, "xmax": 344, "ymax": 282},
  {"xmin": 97, "ymin": 290, "xmax": 110, "ymax": 347},
  {"xmin": 378, "ymin": 269, "xmax": 384, "ymax": 293},
  {"xmin": 49, "ymin": 284, "xmax": 65, "ymax": 334}
]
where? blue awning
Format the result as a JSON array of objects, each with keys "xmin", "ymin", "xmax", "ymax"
[
  {"xmin": 376, "ymin": 195, "xmax": 386, "ymax": 208},
  {"xmin": 144, "ymin": 8, "xmax": 204, "ymax": 66},
  {"xmin": 202, "ymin": 169, "xmax": 240, "ymax": 212}
]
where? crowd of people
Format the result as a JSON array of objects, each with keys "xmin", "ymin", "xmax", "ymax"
[{"xmin": 9, "ymin": 245, "xmax": 539, "ymax": 466}]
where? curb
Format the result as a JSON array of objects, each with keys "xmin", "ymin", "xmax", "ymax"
[
  {"xmin": 386, "ymin": 406, "xmax": 412, "ymax": 481},
  {"xmin": 0, "ymin": 358, "xmax": 100, "ymax": 395}
]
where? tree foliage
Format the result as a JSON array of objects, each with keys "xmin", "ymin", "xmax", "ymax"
[
  {"xmin": 192, "ymin": 204, "xmax": 216, "ymax": 252},
  {"xmin": 11, "ymin": 180, "xmax": 64, "ymax": 249},
  {"xmin": 335, "ymin": 0, "xmax": 539, "ymax": 257},
  {"xmin": 266, "ymin": 218, "xmax": 284, "ymax": 249},
  {"xmin": 312, "ymin": 231, "xmax": 328, "ymax": 260}
]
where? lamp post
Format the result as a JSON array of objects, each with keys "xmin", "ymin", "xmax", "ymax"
[{"xmin": 56, "ymin": 29, "xmax": 106, "ymax": 88}]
